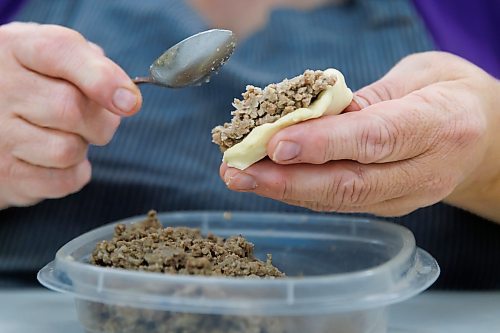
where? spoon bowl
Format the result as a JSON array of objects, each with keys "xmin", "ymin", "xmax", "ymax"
[{"xmin": 133, "ymin": 29, "xmax": 236, "ymax": 88}]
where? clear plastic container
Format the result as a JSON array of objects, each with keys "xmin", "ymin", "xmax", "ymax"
[{"xmin": 38, "ymin": 212, "xmax": 439, "ymax": 333}]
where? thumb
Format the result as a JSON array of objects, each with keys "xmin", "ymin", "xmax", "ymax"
[{"xmin": 345, "ymin": 52, "xmax": 452, "ymax": 112}]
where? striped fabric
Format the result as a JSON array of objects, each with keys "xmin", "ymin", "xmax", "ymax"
[{"xmin": 1, "ymin": 0, "xmax": 499, "ymax": 289}]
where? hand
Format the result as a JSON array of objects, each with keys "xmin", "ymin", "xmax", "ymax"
[
  {"xmin": 0, "ymin": 22, "xmax": 142, "ymax": 209},
  {"xmin": 221, "ymin": 52, "xmax": 500, "ymax": 222}
]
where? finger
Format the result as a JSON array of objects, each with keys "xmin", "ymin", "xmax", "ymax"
[
  {"xmin": 351, "ymin": 172, "xmax": 455, "ymax": 216},
  {"xmin": 9, "ymin": 158, "xmax": 92, "ymax": 200},
  {"xmin": 9, "ymin": 23, "xmax": 141, "ymax": 116},
  {"xmin": 220, "ymin": 162, "xmax": 229, "ymax": 181},
  {"xmin": 222, "ymin": 159, "xmax": 424, "ymax": 208},
  {"xmin": 268, "ymin": 94, "xmax": 439, "ymax": 164},
  {"xmin": 345, "ymin": 52, "xmax": 467, "ymax": 112},
  {"xmin": 10, "ymin": 118, "xmax": 88, "ymax": 169},
  {"xmin": 276, "ymin": 163, "xmax": 453, "ymax": 216},
  {"xmin": 349, "ymin": 195, "xmax": 437, "ymax": 217},
  {"xmin": 11, "ymin": 70, "xmax": 121, "ymax": 145},
  {"xmin": 87, "ymin": 41, "xmax": 105, "ymax": 56},
  {"xmin": 283, "ymin": 195, "xmax": 426, "ymax": 217}
]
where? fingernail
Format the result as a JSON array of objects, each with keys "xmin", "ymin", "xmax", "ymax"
[
  {"xmin": 273, "ymin": 141, "xmax": 301, "ymax": 162},
  {"xmin": 224, "ymin": 171, "xmax": 257, "ymax": 191},
  {"xmin": 113, "ymin": 88, "xmax": 138, "ymax": 113}
]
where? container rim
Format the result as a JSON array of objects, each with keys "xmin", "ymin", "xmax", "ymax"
[
  {"xmin": 38, "ymin": 211, "xmax": 440, "ymax": 315},
  {"xmin": 53, "ymin": 211, "xmax": 416, "ymax": 284}
]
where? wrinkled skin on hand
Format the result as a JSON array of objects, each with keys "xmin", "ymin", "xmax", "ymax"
[
  {"xmin": 0, "ymin": 22, "xmax": 142, "ymax": 209},
  {"xmin": 221, "ymin": 52, "xmax": 500, "ymax": 223}
]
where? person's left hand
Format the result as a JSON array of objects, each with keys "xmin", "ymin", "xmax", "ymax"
[{"xmin": 220, "ymin": 52, "xmax": 500, "ymax": 220}]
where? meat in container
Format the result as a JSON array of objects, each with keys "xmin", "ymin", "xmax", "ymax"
[{"xmin": 38, "ymin": 212, "xmax": 439, "ymax": 333}]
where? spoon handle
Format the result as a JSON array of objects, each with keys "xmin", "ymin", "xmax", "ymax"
[{"xmin": 132, "ymin": 76, "xmax": 155, "ymax": 85}]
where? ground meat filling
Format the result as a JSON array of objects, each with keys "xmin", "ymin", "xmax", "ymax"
[
  {"xmin": 90, "ymin": 210, "xmax": 284, "ymax": 278},
  {"xmin": 212, "ymin": 70, "xmax": 337, "ymax": 152}
]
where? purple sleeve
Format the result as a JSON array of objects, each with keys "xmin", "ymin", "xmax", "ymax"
[
  {"xmin": 0, "ymin": 0, "xmax": 26, "ymax": 25},
  {"xmin": 413, "ymin": 0, "xmax": 500, "ymax": 78}
]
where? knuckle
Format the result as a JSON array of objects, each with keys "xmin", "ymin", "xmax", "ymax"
[
  {"xmin": 401, "ymin": 52, "xmax": 470, "ymax": 79},
  {"xmin": 97, "ymin": 60, "xmax": 115, "ymax": 79},
  {"xmin": 321, "ymin": 177, "xmax": 339, "ymax": 208},
  {"xmin": 48, "ymin": 134, "xmax": 85, "ymax": 167},
  {"xmin": 76, "ymin": 161, "xmax": 92, "ymax": 189},
  {"xmin": 445, "ymin": 116, "xmax": 485, "ymax": 152},
  {"xmin": 52, "ymin": 84, "xmax": 83, "ymax": 128},
  {"xmin": 323, "ymin": 132, "xmax": 334, "ymax": 163},
  {"xmin": 317, "ymin": 126, "xmax": 337, "ymax": 164},
  {"xmin": 348, "ymin": 167, "xmax": 370, "ymax": 205},
  {"xmin": 77, "ymin": 60, "xmax": 112, "ymax": 94},
  {"xmin": 399, "ymin": 52, "xmax": 425, "ymax": 67},
  {"xmin": 88, "ymin": 41, "xmax": 106, "ymax": 56},
  {"xmin": 447, "ymin": 102, "xmax": 486, "ymax": 147},
  {"xmin": 424, "ymin": 51, "xmax": 457, "ymax": 65},
  {"xmin": 278, "ymin": 171, "xmax": 302, "ymax": 202},
  {"xmin": 333, "ymin": 166, "xmax": 371, "ymax": 207},
  {"xmin": 32, "ymin": 26, "xmax": 88, "ymax": 74},
  {"xmin": 420, "ymin": 51, "xmax": 459, "ymax": 67},
  {"xmin": 93, "ymin": 113, "xmax": 121, "ymax": 146},
  {"xmin": 55, "ymin": 82, "xmax": 79, "ymax": 103},
  {"xmin": 3, "ymin": 157, "xmax": 24, "ymax": 181},
  {"xmin": 279, "ymin": 175, "xmax": 293, "ymax": 201},
  {"xmin": 43, "ymin": 25, "xmax": 86, "ymax": 45},
  {"xmin": 356, "ymin": 117, "xmax": 397, "ymax": 163},
  {"xmin": 424, "ymin": 173, "xmax": 456, "ymax": 201},
  {"xmin": 51, "ymin": 161, "xmax": 91, "ymax": 197},
  {"xmin": 288, "ymin": 124, "xmax": 333, "ymax": 164},
  {"xmin": 415, "ymin": 89, "xmax": 486, "ymax": 150},
  {"xmin": 34, "ymin": 29, "xmax": 80, "ymax": 59},
  {"xmin": 374, "ymin": 78, "xmax": 400, "ymax": 101},
  {"xmin": 399, "ymin": 52, "xmax": 438, "ymax": 70},
  {"xmin": 356, "ymin": 78, "xmax": 401, "ymax": 106}
]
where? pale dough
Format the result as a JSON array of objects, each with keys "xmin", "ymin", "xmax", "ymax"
[{"xmin": 223, "ymin": 69, "xmax": 353, "ymax": 170}]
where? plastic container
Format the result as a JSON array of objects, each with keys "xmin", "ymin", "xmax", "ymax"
[{"xmin": 38, "ymin": 212, "xmax": 439, "ymax": 333}]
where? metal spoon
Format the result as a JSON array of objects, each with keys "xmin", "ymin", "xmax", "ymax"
[{"xmin": 133, "ymin": 29, "xmax": 237, "ymax": 88}]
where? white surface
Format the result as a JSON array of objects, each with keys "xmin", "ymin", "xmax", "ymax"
[
  {"xmin": 0, "ymin": 289, "xmax": 499, "ymax": 333},
  {"xmin": 388, "ymin": 291, "xmax": 500, "ymax": 333}
]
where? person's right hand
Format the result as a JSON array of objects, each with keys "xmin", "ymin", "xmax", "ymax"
[{"xmin": 0, "ymin": 22, "xmax": 142, "ymax": 210}]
